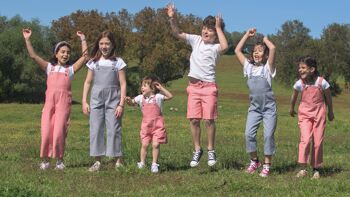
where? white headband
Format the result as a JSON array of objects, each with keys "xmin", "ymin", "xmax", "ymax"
[{"xmin": 54, "ymin": 41, "xmax": 71, "ymax": 54}]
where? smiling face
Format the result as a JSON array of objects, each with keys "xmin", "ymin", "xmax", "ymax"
[
  {"xmin": 298, "ymin": 62, "xmax": 315, "ymax": 80},
  {"xmin": 252, "ymin": 44, "xmax": 266, "ymax": 65},
  {"xmin": 201, "ymin": 26, "xmax": 217, "ymax": 44},
  {"xmin": 55, "ymin": 46, "xmax": 71, "ymax": 65},
  {"xmin": 99, "ymin": 37, "xmax": 112, "ymax": 58},
  {"xmin": 141, "ymin": 82, "xmax": 154, "ymax": 97}
]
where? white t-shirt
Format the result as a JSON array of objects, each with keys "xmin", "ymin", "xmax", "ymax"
[
  {"xmin": 46, "ymin": 63, "xmax": 74, "ymax": 80},
  {"xmin": 243, "ymin": 59, "xmax": 276, "ymax": 87},
  {"xmin": 293, "ymin": 77, "xmax": 330, "ymax": 92},
  {"xmin": 86, "ymin": 58, "xmax": 126, "ymax": 71},
  {"xmin": 134, "ymin": 94, "xmax": 165, "ymax": 113},
  {"xmin": 186, "ymin": 34, "xmax": 221, "ymax": 82}
]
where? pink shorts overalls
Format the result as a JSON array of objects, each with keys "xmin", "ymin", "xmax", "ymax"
[{"xmin": 140, "ymin": 96, "xmax": 167, "ymax": 144}]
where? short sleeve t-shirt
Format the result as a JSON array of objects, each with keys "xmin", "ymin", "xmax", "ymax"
[
  {"xmin": 293, "ymin": 77, "xmax": 330, "ymax": 91},
  {"xmin": 185, "ymin": 34, "xmax": 221, "ymax": 82},
  {"xmin": 134, "ymin": 94, "xmax": 165, "ymax": 113},
  {"xmin": 86, "ymin": 58, "xmax": 127, "ymax": 70},
  {"xmin": 243, "ymin": 59, "xmax": 276, "ymax": 87},
  {"xmin": 46, "ymin": 63, "xmax": 74, "ymax": 80}
]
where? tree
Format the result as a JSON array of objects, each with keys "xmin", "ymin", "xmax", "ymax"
[
  {"xmin": 0, "ymin": 16, "xmax": 48, "ymax": 102},
  {"xmin": 273, "ymin": 20, "xmax": 313, "ymax": 86}
]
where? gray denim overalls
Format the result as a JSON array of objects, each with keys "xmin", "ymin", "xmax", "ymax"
[
  {"xmin": 245, "ymin": 64, "xmax": 277, "ymax": 155},
  {"xmin": 90, "ymin": 61, "xmax": 122, "ymax": 157}
]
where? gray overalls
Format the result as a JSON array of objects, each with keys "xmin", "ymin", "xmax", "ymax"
[
  {"xmin": 90, "ymin": 61, "xmax": 122, "ymax": 157},
  {"xmin": 245, "ymin": 65, "xmax": 277, "ymax": 155}
]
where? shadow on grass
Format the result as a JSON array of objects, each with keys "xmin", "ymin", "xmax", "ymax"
[
  {"xmin": 320, "ymin": 166, "xmax": 343, "ymax": 177},
  {"xmin": 162, "ymin": 163, "xmax": 192, "ymax": 171},
  {"xmin": 274, "ymin": 162, "xmax": 343, "ymax": 177},
  {"xmin": 220, "ymin": 158, "xmax": 245, "ymax": 171}
]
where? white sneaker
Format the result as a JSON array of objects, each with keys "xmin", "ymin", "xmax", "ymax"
[
  {"xmin": 190, "ymin": 149, "xmax": 203, "ymax": 167},
  {"xmin": 88, "ymin": 161, "xmax": 101, "ymax": 172},
  {"xmin": 207, "ymin": 150, "xmax": 217, "ymax": 166},
  {"xmin": 137, "ymin": 162, "xmax": 145, "ymax": 169},
  {"xmin": 55, "ymin": 161, "xmax": 65, "ymax": 170},
  {"xmin": 115, "ymin": 162, "xmax": 123, "ymax": 169},
  {"xmin": 39, "ymin": 162, "xmax": 50, "ymax": 170},
  {"xmin": 151, "ymin": 163, "xmax": 159, "ymax": 173}
]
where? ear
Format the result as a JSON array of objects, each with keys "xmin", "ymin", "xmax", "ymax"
[{"xmin": 310, "ymin": 67, "xmax": 315, "ymax": 72}]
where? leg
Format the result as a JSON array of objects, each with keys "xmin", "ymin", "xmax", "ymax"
[
  {"xmin": 298, "ymin": 118, "xmax": 313, "ymax": 165},
  {"xmin": 190, "ymin": 118, "xmax": 201, "ymax": 151},
  {"xmin": 152, "ymin": 142, "xmax": 160, "ymax": 164},
  {"xmin": 204, "ymin": 119, "xmax": 216, "ymax": 151},
  {"xmin": 89, "ymin": 107, "xmax": 106, "ymax": 156},
  {"xmin": 140, "ymin": 141, "xmax": 149, "ymax": 164},
  {"xmin": 311, "ymin": 115, "xmax": 326, "ymax": 168},
  {"xmin": 245, "ymin": 110, "xmax": 263, "ymax": 157},
  {"xmin": 105, "ymin": 108, "xmax": 123, "ymax": 157}
]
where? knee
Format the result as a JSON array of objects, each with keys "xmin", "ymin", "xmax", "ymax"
[
  {"xmin": 141, "ymin": 142, "xmax": 149, "ymax": 149},
  {"xmin": 204, "ymin": 119, "xmax": 215, "ymax": 127},
  {"xmin": 152, "ymin": 143, "xmax": 160, "ymax": 149},
  {"xmin": 190, "ymin": 119, "xmax": 200, "ymax": 126}
]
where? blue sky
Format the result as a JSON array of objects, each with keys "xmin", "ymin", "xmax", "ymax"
[{"xmin": 1, "ymin": 0, "xmax": 349, "ymax": 38}]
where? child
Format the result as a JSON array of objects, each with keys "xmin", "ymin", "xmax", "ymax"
[
  {"xmin": 125, "ymin": 76, "xmax": 173, "ymax": 173},
  {"xmin": 290, "ymin": 56, "xmax": 334, "ymax": 179},
  {"xmin": 167, "ymin": 3, "xmax": 228, "ymax": 167},
  {"xmin": 82, "ymin": 31, "xmax": 127, "ymax": 172},
  {"xmin": 23, "ymin": 28, "xmax": 88, "ymax": 170},
  {"xmin": 234, "ymin": 28, "xmax": 277, "ymax": 177}
]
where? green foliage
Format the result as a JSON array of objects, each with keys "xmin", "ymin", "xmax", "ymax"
[{"xmin": 0, "ymin": 16, "xmax": 47, "ymax": 102}]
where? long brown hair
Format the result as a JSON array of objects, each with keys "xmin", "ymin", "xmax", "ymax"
[
  {"xmin": 249, "ymin": 41, "xmax": 269, "ymax": 65},
  {"xmin": 90, "ymin": 31, "xmax": 118, "ymax": 62}
]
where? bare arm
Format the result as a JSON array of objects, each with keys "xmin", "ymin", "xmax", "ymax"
[
  {"xmin": 324, "ymin": 88, "xmax": 334, "ymax": 121},
  {"xmin": 155, "ymin": 82, "xmax": 173, "ymax": 100},
  {"xmin": 22, "ymin": 28, "xmax": 48, "ymax": 71},
  {"xmin": 167, "ymin": 3, "xmax": 186, "ymax": 40},
  {"xmin": 125, "ymin": 96, "xmax": 137, "ymax": 106},
  {"xmin": 234, "ymin": 28, "xmax": 256, "ymax": 66},
  {"xmin": 263, "ymin": 36, "xmax": 276, "ymax": 73},
  {"xmin": 215, "ymin": 14, "xmax": 228, "ymax": 55},
  {"xmin": 72, "ymin": 31, "xmax": 89, "ymax": 73},
  {"xmin": 289, "ymin": 89, "xmax": 299, "ymax": 117},
  {"xmin": 82, "ymin": 69, "xmax": 93, "ymax": 116},
  {"xmin": 115, "ymin": 68, "xmax": 127, "ymax": 118}
]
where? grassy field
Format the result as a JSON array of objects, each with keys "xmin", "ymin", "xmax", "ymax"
[{"xmin": 0, "ymin": 55, "xmax": 349, "ymax": 196}]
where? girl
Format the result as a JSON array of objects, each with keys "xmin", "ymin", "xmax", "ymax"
[
  {"xmin": 167, "ymin": 3, "xmax": 228, "ymax": 167},
  {"xmin": 23, "ymin": 28, "xmax": 88, "ymax": 170},
  {"xmin": 82, "ymin": 31, "xmax": 127, "ymax": 172},
  {"xmin": 290, "ymin": 56, "xmax": 334, "ymax": 179},
  {"xmin": 125, "ymin": 76, "xmax": 173, "ymax": 173},
  {"xmin": 234, "ymin": 28, "xmax": 277, "ymax": 177}
]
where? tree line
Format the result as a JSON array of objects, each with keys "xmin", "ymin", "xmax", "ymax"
[{"xmin": 1, "ymin": 7, "xmax": 349, "ymax": 102}]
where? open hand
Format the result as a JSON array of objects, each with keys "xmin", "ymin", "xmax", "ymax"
[
  {"xmin": 215, "ymin": 13, "xmax": 223, "ymax": 29},
  {"xmin": 167, "ymin": 2, "xmax": 175, "ymax": 18},
  {"xmin": 22, "ymin": 28, "xmax": 32, "ymax": 39}
]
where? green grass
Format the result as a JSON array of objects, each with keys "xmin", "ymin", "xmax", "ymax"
[{"xmin": 0, "ymin": 55, "xmax": 349, "ymax": 196}]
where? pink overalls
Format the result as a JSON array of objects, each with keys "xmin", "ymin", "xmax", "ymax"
[
  {"xmin": 140, "ymin": 96, "xmax": 167, "ymax": 144},
  {"xmin": 40, "ymin": 66, "xmax": 72, "ymax": 159},
  {"xmin": 298, "ymin": 77, "xmax": 326, "ymax": 168}
]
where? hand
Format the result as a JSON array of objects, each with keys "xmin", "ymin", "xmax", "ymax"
[
  {"xmin": 289, "ymin": 109, "xmax": 296, "ymax": 117},
  {"xmin": 115, "ymin": 105, "xmax": 123, "ymax": 118},
  {"xmin": 167, "ymin": 2, "xmax": 175, "ymax": 18},
  {"xmin": 215, "ymin": 13, "xmax": 223, "ymax": 29},
  {"xmin": 246, "ymin": 28, "xmax": 256, "ymax": 37},
  {"xmin": 154, "ymin": 82, "xmax": 163, "ymax": 90},
  {"xmin": 125, "ymin": 96, "xmax": 133, "ymax": 105},
  {"xmin": 82, "ymin": 102, "xmax": 90, "ymax": 116},
  {"xmin": 76, "ymin": 31, "xmax": 86, "ymax": 41},
  {"xmin": 328, "ymin": 111, "xmax": 334, "ymax": 121},
  {"xmin": 22, "ymin": 28, "xmax": 32, "ymax": 40}
]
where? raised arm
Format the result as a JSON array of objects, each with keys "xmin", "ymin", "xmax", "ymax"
[
  {"xmin": 263, "ymin": 36, "xmax": 276, "ymax": 73},
  {"xmin": 289, "ymin": 89, "xmax": 299, "ymax": 117},
  {"xmin": 324, "ymin": 88, "xmax": 334, "ymax": 121},
  {"xmin": 22, "ymin": 28, "xmax": 48, "ymax": 71},
  {"xmin": 154, "ymin": 82, "xmax": 173, "ymax": 101},
  {"xmin": 215, "ymin": 14, "xmax": 228, "ymax": 55},
  {"xmin": 234, "ymin": 28, "xmax": 256, "ymax": 66},
  {"xmin": 72, "ymin": 31, "xmax": 89, "ymax": 73},
  {"xmin": 167, "ymin": 3, "xmax": 186, "ymax": 40}
]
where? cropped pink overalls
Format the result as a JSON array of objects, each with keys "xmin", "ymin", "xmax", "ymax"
[
  {"xmin": 40, "ymin": 66, "xmax": 72, "ymax": 159},
  {"xmin": 298, "ymin": 77, "xmax": 326, "ymax": 168},
  {"xmin": 140, "ymin": 96, "xmax": 167, "ymax": 144}
]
